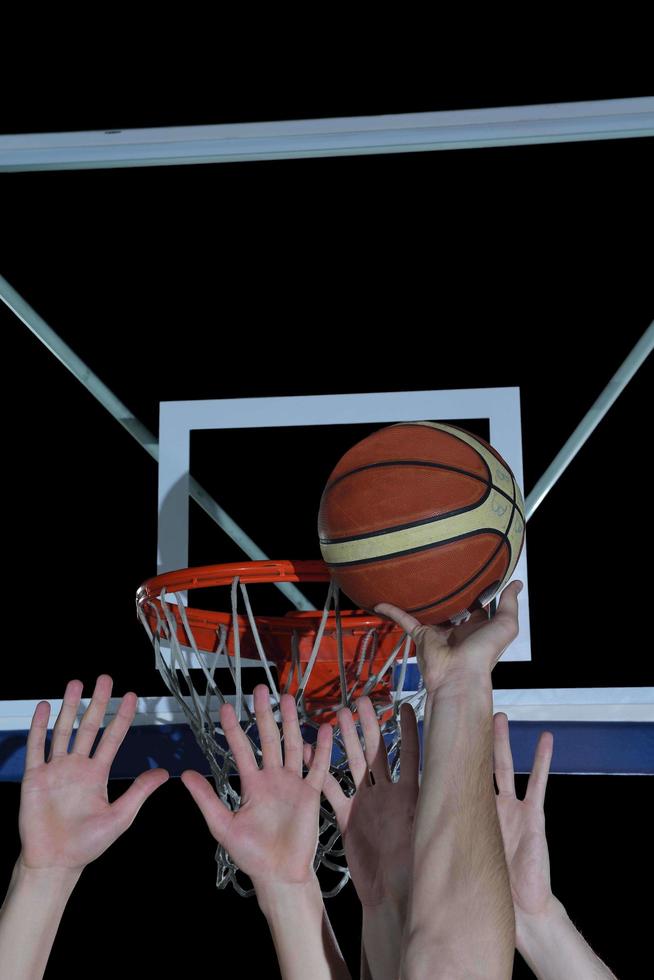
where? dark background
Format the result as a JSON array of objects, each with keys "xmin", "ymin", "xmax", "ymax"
[{"xmin": 1, "ymin": 82, "xmax": 652, "ymax": 978}]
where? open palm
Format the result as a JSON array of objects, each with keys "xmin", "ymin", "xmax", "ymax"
[
  {"xmin": 493, "ymin": 711, "xmax": 554, "ymax": 915},
  {"xmin": 319, "ymin": 698, "xmax": 419, "ymax": 910},
  {"xmin": 181, "ymin": 685, "xmax": 333, "ymax": 887},
  {"xmin": 19, "ymin": 676, "xmax": 169, "ymax": 871}
]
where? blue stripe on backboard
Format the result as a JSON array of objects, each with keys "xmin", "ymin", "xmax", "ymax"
[
  {"xmin": 395, "ymin": 663, "xmax": 422, "ymax": 690},
  {"xmin": 1, "ymin": 721, "xmax": 652, "ymax": 780}
]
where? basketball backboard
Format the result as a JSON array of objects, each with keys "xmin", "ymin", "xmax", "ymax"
[{"xmin": 1, "ymin": 103, "xmax": 652, "ymax": 780}]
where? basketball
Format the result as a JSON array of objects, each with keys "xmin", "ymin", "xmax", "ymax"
[{"xmin": 318, "ymin": 422, "xmax": 525, "ymax": 625}]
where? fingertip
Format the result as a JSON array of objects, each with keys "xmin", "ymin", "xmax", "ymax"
[
  {"xmin": 356, "ymin": 694, "xmax": 373, "ymax": 710},
  {"xmin": 150, "ymin": 767, "xmax": 170, "ymax": 787},
  {"xmin": 279, "ymin": 692, "xmax": 298, "ymax": 713},
  {"xmin": 180, "ymin": 768, "xmax": 201, "ymax": 788},
  {"xmin": 314, "ymin": 725, "xmax": 333, "ymax": 758},
  {"xmin": 219, "ymin": 701, "xmax": 236, "ymax": 724}
]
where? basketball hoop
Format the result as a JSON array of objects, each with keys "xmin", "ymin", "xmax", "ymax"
[{"xmin": 136, "ymin": 560, "xmax": 421, "ymax": 896}]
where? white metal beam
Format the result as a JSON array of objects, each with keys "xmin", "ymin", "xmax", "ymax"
[{"xmin": 1, "ymin": 97, "xmax": 653, "ymax": 172}]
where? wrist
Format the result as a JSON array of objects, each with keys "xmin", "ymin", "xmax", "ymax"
[
  {"xmin": 362, "ymin": 894, "xmax": 406, "ymax": 938},
  {"xmin": 427, "ymin": 669, "xmax": 493, "ymax": 701},
  {"xmin": 362, "ymin": 892, "xmax": 406, "ymax": 917},
  {"xmin": 15, "ymin": 855, "xmax": 82, "ymax": 896},
  {"xmin": 515, "ymin": 894, "xmax": 567, "ymax": 949},
  {"xmin": 253, "ymin": 873, "xmax": 323, "ymax": 922}
]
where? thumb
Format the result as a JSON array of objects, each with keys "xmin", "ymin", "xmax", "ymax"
[
  {"xmin": 110, "ymin": 767, "xmax": 170, "ymax": 834},
  {"xmin": 180, "ymin": 769, "xmax": 234, "ymax": 845},
  {"xmin": 468, "ymin": 580, "xmax": 522, "ymax": 662}
]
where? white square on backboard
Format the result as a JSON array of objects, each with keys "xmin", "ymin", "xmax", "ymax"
[{"xmin": 157, "ymin": 388, "xmax": 531, "ymax": 661}]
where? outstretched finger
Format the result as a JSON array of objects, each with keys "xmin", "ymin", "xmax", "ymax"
[
  {"xmin": 374, "ymin": 602, "xmax": 422, "ymax": 636},
  {"xmin": 110, "ymin": 767, "xmax": 170, "ymax": 836},
  {"xmin": 304, "ymin": 739, "xmax": 351, "ymax": 810},
  {"xmin": 280, "ymin": 694, "xmax": 303, "ymax": 776},
  {"xmin": 459, "ymin": 581, "xmax": 522, "ymax": 667},
  {"xmin": 49, "ymin": 680, "xmax": 84, "ymax": 759},
  {"xmin": 525, "ymin": 730, "xmax": 554, "ymax": 809},
  {"xmin": 25, "ymin": 701, "xmax": 51, "ymax": 772},
  {"xmin": 305, "ymin": 723, "xmax": 333, "ymax": 792},
  {"xmin": 493, "ymin": 712, "xmax": 516, "ymax": 797},
  {"xmin": 398, "ymin": 702, "xmax": 420, "ymax": 790},
  {"xmin": 180, "ymin": 769, "xmax": 234, "ymax": 845},
  {"xmin": 321, "ymin": 769, "xmax": 352, "ymax": 828},
  {"xmin": 254, "ymin": 685, "xmax": 282, "ymax": 769},
  {"xmin": 74, "ymin": 675, "xmax": 114, "ymax": 758},
  {"xmin": 356, "ymin": 696, "xmax": 390, "ymax": 783},
  {"xmin": 220, "ymin": 702, "xmax": 259, "ymax": 779},
  {"xmin": 93, "ymin": 691, "xmax": 138, "ymax": 769},
  {"xmin": 486, "ymin": 580, "xmax": 522, "ymax": 654},
  {"xmin": 336, "ymin": 706, "xmax": 367, "ymax": 788}
]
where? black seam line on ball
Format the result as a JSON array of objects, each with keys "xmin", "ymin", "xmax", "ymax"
[
  {"xmin": 391, "ymin": 422, "xmax": 491, "ymax": 470},
  {"xmin": 391, "ymin": 423, "xmax": 525, "ymax": 521},
  {"xmin": 324, "ymin": 459, "xmax": 492, "ymax": 496},
  {"xmin": 325, "ymin": 527, "xmax": 504, "ymax": 569},
  {"xmin": 508, "ymin": 471, "xmax": 526, "ymax": 527},
  {"xmin": 323, "ymin": 460, "xmax": 520, "ymax": 520},
  {"xmin": 320, "ymin": 474, "xmax": 524, "ymax": 547},
  {"xmin": 407, "ymin": 535, "xmax": 509, "ymax": 614},
  {"xmin": 320, "ymin": 483, "xmax": 492, "ymax": 545}
]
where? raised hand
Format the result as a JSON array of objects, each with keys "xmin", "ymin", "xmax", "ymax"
[
  {"xmin": 181, "ymin": 684, "xmax": 333, "ymax": 887},
  {"xmin": 493, "ymin": 715, "xmax": 620, "ymax": 978},
  {"xmin": 375, "ymin": 579, "xmax": 523, "ymax": 692},
  {"xmin": 493, "ymin": 711, "xmax": 555, "ymax": 917},
  {"xmin": 19, "ymin": 675, "xmax": 169, "ymax": 872},
  {"xmin": 318, "ymin": 697, "xmax": 419, "ymax": 911}
]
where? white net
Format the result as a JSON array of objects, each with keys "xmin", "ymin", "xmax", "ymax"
[{"xmin": 137, "ymin": 574, "xmax": 424, "ymax": 897}]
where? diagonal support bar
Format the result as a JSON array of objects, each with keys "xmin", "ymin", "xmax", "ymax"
[
  {"xmin": 0, "ymin": 273, "xmax": 314, "ymax": 610},
  {"xmin": 526, "ymin": 321, "xmax": 654, "ymax": 519}
]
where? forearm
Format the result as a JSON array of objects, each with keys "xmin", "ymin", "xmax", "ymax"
[
  {"xmin": 403, "ymin": 679, "xmax": 514, "ymax": 979},
  {"xmin": 0, "ymin": 856, "xmax": 81, "ymax": 980},
  {"xmin": 516, "ymin": 896, "xmax": 617, "ymax": 980},
  {"xmin": 362, "ymin": 898, "xmax": 405, "ymax": 980},
  {"xmin": 255, "ymin": 876, "xmax": 351, "ymax": 980}
]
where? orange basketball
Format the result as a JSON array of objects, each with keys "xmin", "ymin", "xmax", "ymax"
[{"xmin": 318, "ymin": 422, "xmax": 525, "ymax": 626}]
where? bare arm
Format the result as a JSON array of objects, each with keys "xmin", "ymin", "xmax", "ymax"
[
  {"xmin": 0, "ymin": 861, "xmax": 80, "ymax": 980},
  {"xmin": 377, "ymin": 581, "xmax": 522, "ymax": 980},
  {"xmin": 493, "ymin": 712, "xmax": 618, "ymax": 979},
  {"xmin": 517, "ymin": 900, "xmax": 618, "ymax": 980},
  {"xmin": 256, "ymin": 878, "xmax": 351, "ymax": 980},
  {"xmin": 361, "ymin": 900, "xmax": 406, "ymax": 980},
  {"xmin": 403, "ymin": 679, "xmax": 514, "ymax": 979},
  {"xmin": 182, "ymin": 685, "xmax": 350, "ymax": 980},
  {"xmin": 318, "ymin": 698, "xmax": 419, "ymax": 980},
  {"xmin": 0, "ymin": 676, "xmax": 168, "ymax": 980}
]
